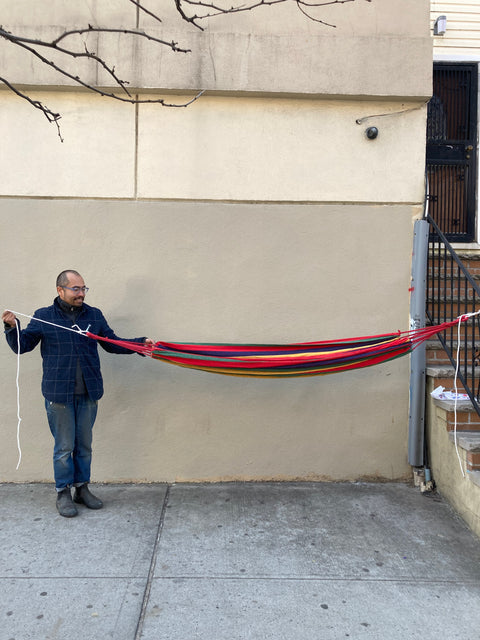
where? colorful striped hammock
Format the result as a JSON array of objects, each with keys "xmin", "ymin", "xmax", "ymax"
[{"xmin": 86, "ymin": 316, "xmax": 470, "ymax": 378}]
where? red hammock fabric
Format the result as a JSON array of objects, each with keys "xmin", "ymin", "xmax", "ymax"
[{"xmin": 85, "ymin": 316, "xmax": 468, "ymax": 378}]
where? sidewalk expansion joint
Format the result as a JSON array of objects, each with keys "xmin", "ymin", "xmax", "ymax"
[{"xmin": 134, "ymin": 483, "xmax": 171, "ymax": 640}]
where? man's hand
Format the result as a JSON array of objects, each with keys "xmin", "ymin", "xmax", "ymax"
[
  {"xmin": 2, "ymin": 310, "xmax": 17, "ymax": 327},
  {"xmin": 144, "ymin": 338, "xmax": 154, "ymax": 346}
]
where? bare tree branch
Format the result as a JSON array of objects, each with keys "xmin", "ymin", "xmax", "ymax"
[
  {"xmin": 175, "ymin": 0, "xmax": 371, "ymax": 29},
  {"xmin": 0, "ymin": 22, "xmax": 196, "ymax": 139},
  {"xmin": 0, "ymin": 75, "xmax": 64, "ymax": 141},
  {"xmin": 0, "ymin": 25, "xmax": 190, "ymax": 99},
  {"xmin": 0, "ymin": 0, "xmax": 372, "ymax": 139},
  {"xmin": 128, "ymin": 0, "xmax": 164, "ymax": 25}
]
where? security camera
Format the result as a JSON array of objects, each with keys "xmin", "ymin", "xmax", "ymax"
[{"xmin": 366, "ymin": 127, "xmax": 379, "ymax": 140}]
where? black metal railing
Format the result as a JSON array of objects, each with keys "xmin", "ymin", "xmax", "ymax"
[{"xmin": 426, "ymin": 213, "xmax": 480, "ymax": 416}]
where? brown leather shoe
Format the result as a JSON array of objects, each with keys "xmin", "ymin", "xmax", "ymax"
[{"xmin": 73, "ymin": 484, "xmax": 103, "ymax": 509}]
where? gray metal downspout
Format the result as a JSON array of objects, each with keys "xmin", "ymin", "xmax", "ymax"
[{"xmin": 408, "ymin": 219, "xmax": 429, "ymax": 467}]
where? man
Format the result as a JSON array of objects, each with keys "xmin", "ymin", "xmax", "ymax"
[{"xmin": 2, "ymin": 270, "xmax": 152, "ymax": 518}]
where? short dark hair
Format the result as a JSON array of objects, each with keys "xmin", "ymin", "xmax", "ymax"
[{"xmin": 56, "ymin": 270, "xmax": 82, "ymax": 288}]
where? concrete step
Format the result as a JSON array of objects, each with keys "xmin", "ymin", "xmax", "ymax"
[
  {"xmin": 428, "ymin": 253, "xmax": 480, "ymax": 307},
  {"xmin": 429, "ymin": 252, "xmax": 480, "ymax": 277},
  {"xmin": 427, "ymin": 271, "xmax": 480, "ymax": 284},
  {"xmin": 426, "ymin": 319, "xmax": 478, "ymax": 339},
  {"xmin": 426, "ymin": 302, "xmax": 480, "ymax": 319},
  {"xmin": 470, "ymin": 470, "xmax": 480, "ymax": 488},
  {"xmin": 456, "ymin": 254, "xmax": 480, "ymax": 275},
  {"xmin": 426, "ymin": 339, "xmax": 480, "ymax": 367},
  {"xmin": 428, "ymin": 384, "xmax": 480, "ymax": 432},
  {"xmin": 426, "ymin": 365, "xmax": 477, "ymax": 398},
  {"xmin": 428, "ymin": 253, "xmax": 480, "ymax": 494},
  {"xmin": 448, "ymin": 432, "xmax": 480, "ymax": 472}
]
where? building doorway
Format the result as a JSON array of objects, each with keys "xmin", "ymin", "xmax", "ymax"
[{"xmin": 426, "ymin": 62, "xmax": 478, "ymax": 242}]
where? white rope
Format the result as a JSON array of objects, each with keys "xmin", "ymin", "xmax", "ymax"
[
  {"xmin": 14, "ymin": 320, "xmax": 22, "ymax": 470},
  {"xmin": 6, "ymin": 307, "xmax": 480, "ymax": 477},
  {"xmin": 6, "ymin": 310, "xmax": 90, "ymax": 471},
  {"xmin": 453, "ymin": 317, "xmax": 465, "ymax": 478},
  {"xmin": 452, "ymin": 310, "xmax": 480, "ymax": 478},
  {"xmin": 6, "ymin": 309, "xmax": 90, "ymax": 336}
]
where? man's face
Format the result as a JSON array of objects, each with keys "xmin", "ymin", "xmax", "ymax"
[{"xmin": 57, "ymin": 273, "xmax": 87, "ymax": 307}]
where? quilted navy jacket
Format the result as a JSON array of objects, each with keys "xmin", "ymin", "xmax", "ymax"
[{"xmin": 5, "ymin": 298, "xmax": 145, "ymax": 403}]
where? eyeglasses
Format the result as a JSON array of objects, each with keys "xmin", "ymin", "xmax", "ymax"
[{"xmin": 62, "ymin": 286, "xmax": 89, "ymax": 294}]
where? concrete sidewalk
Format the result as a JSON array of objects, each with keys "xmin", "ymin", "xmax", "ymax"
[{"xmin": 1, "ymin": 482, "xmax": 480, "ymax": 640}]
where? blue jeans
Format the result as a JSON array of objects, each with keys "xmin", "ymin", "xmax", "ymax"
[{"xmin": 45, "ymin": 396, "xmax": 98, "ymax": 491}]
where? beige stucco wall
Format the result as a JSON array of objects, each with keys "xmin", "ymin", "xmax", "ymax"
[
  {"xmin": 425, "ymin": 377, "xmax": 480, "ymax": 537},
  {"xmin": 0, "ymin": 0, "xmax": 431, "ymax": 484},
  {"xmin": 1, "ymin": 199, "xmax": 416, "ymax": 483},
  {"xmin": 1, "ymin": 0, "xmax": 431, "ymax": 99},
  {"xmin": 0, "ymin": 92, "xmax": 427, "ymax": 201}
]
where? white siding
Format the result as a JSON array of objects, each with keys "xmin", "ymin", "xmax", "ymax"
[{"xmin": 431, "ymin": 1, "xmax": 480, "ymax": 55}]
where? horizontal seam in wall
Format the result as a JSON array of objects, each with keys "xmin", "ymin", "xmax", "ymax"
[{"xmin": 0, "ymin": 195, "xmax": 424, "ymax": 206}]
